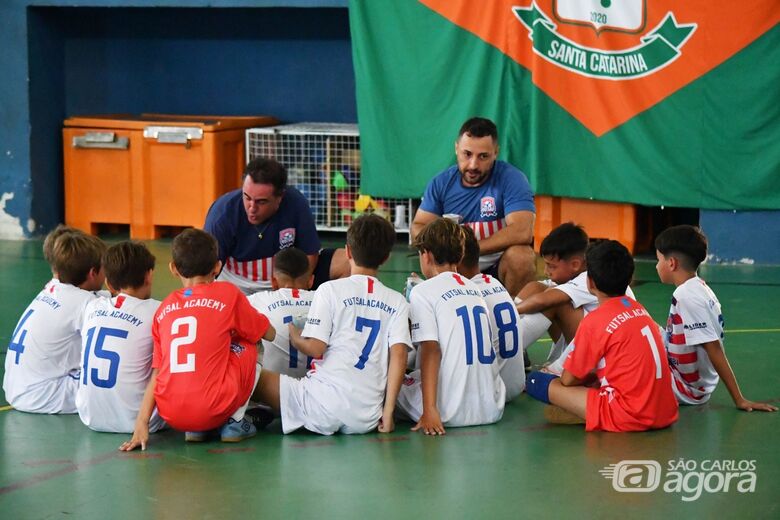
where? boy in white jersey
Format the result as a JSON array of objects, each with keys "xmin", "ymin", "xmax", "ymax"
[
  {"xmin": 514, "ymin": 223, "xmax": 635, "ymax": 374},
  {"xmin": 3, "ymin": 230, "xmax": 106, "ymax": 413},
  {"xmin": 248, "ymin": 247, "xmax": 315, "ymax": 378},
  {"xmin": 76, "ymin": 241, "xmax": 166, "ymax": 433},
  {"xmin": 251, "ymin": 214, "xmax": 412, "ymax": 435},
  {"xmin": 397, "ymin": 218, "xmax": 505, "ymax": 435},
  {"xmin": 458, "ymin": 226, "xmax": 525, "ymax": 401},
  {"xmin": 655, "ymin": 225, "xmax": 776, "ymax": 412}
]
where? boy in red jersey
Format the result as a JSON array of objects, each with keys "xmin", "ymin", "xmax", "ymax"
[
  {"xmin": 120, "ymin": 229, "xmax": 275, "ymax": 450},
  {"xmin": 526, "ymin": 240, "xmax": 678, "ymax": 432}
]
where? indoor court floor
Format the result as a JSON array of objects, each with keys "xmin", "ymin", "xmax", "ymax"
[{"xmin": 1, "ymin": 234, "xmax": 778, "ymax": 518}]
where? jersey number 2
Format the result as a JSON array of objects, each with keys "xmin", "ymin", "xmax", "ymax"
[{"xmin": 170, "ymin": 317, "xmax": 197, "ymax": 373}]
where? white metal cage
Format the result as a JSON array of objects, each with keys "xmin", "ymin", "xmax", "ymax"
[{"xmin": 246, "ymin": 123, "xmax": 413, "ymax": 233}]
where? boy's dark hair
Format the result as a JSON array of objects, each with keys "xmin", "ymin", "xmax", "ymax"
[
  {"xmin": 103, "ymin": 241, "xmax": 156, "ymax": 290},
  {"xmin": 458, "ymin": 117, "xmax": 498, "ymax": 142},
  {"xmin": 586, "ymin": 240, "xmax": 634, "ymax": 297},
  {"xmin": 413, "ymin": 218, "xmax": 465, "ymax": 265},
  {"xmin": 460, "ymin": 225, "xmax": 480, "ymax": 269},
  {"xmin": 655, "ymin": 225, "xmax": 707, "ymax": 271},
  {"xmin": 52, "ymin": 232, "xmax": 106, "ymax": 286},
  {"xmin": 273, "ymin": 247, "xmax": 310, "ymax": 279},
  {"xmin": 347, "ymin": 214, "xmax": 396, "ymax": 269},
  {"xmin": 244, "ymin": 157, "xmax": 287, "ymax": 196},
  {"xmin": 539, "ymin": 222, "xmax": 589, "ymax": 260},
  {"xmin": 43, "ymin": 225, "xmax": 82, "ymax": 268},
  {"xmin": 172, "ymin": 228, "xmax": 219, "ymax": 278}
]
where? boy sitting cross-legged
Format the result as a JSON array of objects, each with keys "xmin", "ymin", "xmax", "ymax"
[
  {"xmin": 248, "ymin": 247, "xmax": 316, "ymax": 378},
  {"xmin": 76, "ymin": 241, "xmax": 166, "ymax": 434},
  {"xmin": 397, "ymin": 217, "xmax": 506, "ymax": 435},
  {"xmin": 120, "ymin": 229, "xmax": 275, "ymax": 450},
  {"xmin": 457, "ymin": 226, "xmax": 525, "ymax": 401},
  {"xmin": 526, "ymin": 240, "xmax": 679, "ymax": 432},
  {"xmin": 4, "ymin": 230, "xmax": 106, "ymax": 414},
  {"xmin": 251, "ymin": 214, "xmax": 412, "ymax": 435}
]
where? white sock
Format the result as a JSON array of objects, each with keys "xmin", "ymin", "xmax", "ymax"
[
  {"xmin": 230, "ymin": 362, "xmax": 262, "ymax": 422},
  {"xmin": 545, "ymin": 341, "xmax": 575, "ymax": 376},
  {"xmin": 519, "ymin": 312, "xmax": 552, "ymax": 350}
]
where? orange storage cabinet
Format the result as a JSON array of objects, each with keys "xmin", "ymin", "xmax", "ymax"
[
  {"xmin": 534, "ymin": 195, "xmax": 650, "ymax": 253},
  {"xmin": 63, "ymin": 114, "xmax": 277, "ymax": 239}
]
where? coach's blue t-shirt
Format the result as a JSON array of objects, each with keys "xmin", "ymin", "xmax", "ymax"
[
  {"xmin": 420, "ymin": 160, "xmax": 535, "ymax": 269},
  {"xmin": 419, "ymin": 160, "xmax": 535, "ymax": 220},
  {"xmin": 204, "ymin": 187, "xmax": 320, "ymax": 292}
]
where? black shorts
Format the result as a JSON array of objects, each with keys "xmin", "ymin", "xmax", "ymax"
[{"xmin": 312, "ymin": 248, "xmax": 335, "ymax": 290}]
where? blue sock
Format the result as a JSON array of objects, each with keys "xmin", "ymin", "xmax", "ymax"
[{"xmin": 525, "ymin": 371, "xmax": 559, "ymax": 404}]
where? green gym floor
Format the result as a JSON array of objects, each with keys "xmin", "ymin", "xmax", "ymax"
[{"xmin": 1, "ymin": 234, "xmax": 778, "ymax": 518}]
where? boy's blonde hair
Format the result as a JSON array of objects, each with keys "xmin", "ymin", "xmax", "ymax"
[
  {"xmin": 412, "ymin": 218, "xmax": 465, "ymax": 265},
  {"xmin": 43, "ymin": 225, "xmax": 83, "ymax": 269},
  {"xmin": 51, "ymin": 232, "xmax": 106, "ymax": 286}
]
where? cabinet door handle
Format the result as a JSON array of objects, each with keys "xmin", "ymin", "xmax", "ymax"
[{"xmin": 72, "ymin": 132, "xmax": 129, "ymax": 150}]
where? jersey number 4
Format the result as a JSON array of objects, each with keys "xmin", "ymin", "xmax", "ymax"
[{"xmin": 8, "ymin": 309, "xmax": 34, "ymax": 364}]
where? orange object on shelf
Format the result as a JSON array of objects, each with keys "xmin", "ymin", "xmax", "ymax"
[
  {"xmin": 534, "ymin": 195, "xmax": 650, "ymax": 253},
  {"xmin": 63, "ymin": 114, "xmax": 277, "ymax": 239}
]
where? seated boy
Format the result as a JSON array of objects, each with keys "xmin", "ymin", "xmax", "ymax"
[
  {"xmin": 251, "ymin": 214, "xmax": 411, "ymax": 435},
  {"xmin": 526, "ymin": 240, "xmax": 679, "ymax": 432},
  {"xmin": 3, "ymin": 230, "xmax": 106, "ymax": 413},
  {"xmin": 655, "ymin": 225, "xmax": 776, "ymax": 412},
  {"xmin": 120, "ymin": 229, "xmax": 275, "ymax": 450},
  {"xmin": 76, "ymin": 241, "xmax": 166, "ymax": 433},
  {"xmin": 458, "ymin": 226, "xmax": 525, "ymax": 401},
  {"xmin": 515, "ymin": 223, "xmax": 635, "ymax": 372},
  {"xmin": 397, "ymin": 218, "xmax": 505, "ymax": 435},
  {"xmin": 248, "ymin": 247, "xmax": 316, "ymax": 378}
]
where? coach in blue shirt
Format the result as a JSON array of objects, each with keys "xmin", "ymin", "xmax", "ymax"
[
  {"xmin": 411, "ymin": 117, "xmax": 536, "ymax": 297},
  {"xmin": 205, "ymin": 157, "xmax": 348, "ymax": 295}
]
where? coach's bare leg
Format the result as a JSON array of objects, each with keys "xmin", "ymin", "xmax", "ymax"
[
  {"xmin": 251, "ymin": 370, "xmax": 281, "ymax": 412},
  {"xmin": 329, "ymin": 248, "xmax": 350, "ymax": 279},
  {"xmin": 498, "ymin": 244, "xmax": 536, "ymax": 297},
  {"xmin": 547, "ymin": 379, "xmax": 588, "ymax": 420}
]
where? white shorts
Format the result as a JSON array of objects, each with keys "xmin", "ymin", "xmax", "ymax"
[
  {"xmin": 9, "ymin": 373, "xmax": 79, "ymax": 414},
  {"xmin": 279, "ymin": 375, "xmax": 371, "ymax": 435}
]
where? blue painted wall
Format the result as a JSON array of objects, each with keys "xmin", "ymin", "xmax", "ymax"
[
  {"xmin": 701, "ymin": 210, "xmax": 780, "ymax": 265},
  {"xmin": 1, "ymin": 0, "xmax": 352, "ymax": 236}
]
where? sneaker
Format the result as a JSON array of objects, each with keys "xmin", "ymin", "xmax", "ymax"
[
  {"xmin": 220, "ymin": 417, "xmax": 257, "ymax": 443},
  {"xmin": 543, "ymin": 405, "xmax": 585, "ymax": 425},
  {"xmin": 185, "ymin": 430, "xmax": 211, "ymax": 442},
  {"xmin": 245, "ymin": 407, "xmax": 276, "ymax": 430}
]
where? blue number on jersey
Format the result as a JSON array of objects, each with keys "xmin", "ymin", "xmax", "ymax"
[
  {"xmin": 284, "ymin": 315, "xmax": 314, "ymax": 369},
  {"xmin": 8, "ymin": 309, "xmax": 34, "ymax": 364},
  {"xmin": 354, "ymin": 317, "xmax": 381, "ymax": 370},
  {"xmin": 493, "ymin": 301, "xmax": 519, "ymax": 358},
  {"xmin": 456, "ymin": 305, "xmax": 495, "ymax": 365},
  {"xmin": 82, "ymin": 326, "xmax": 127, "ymax": 388}
]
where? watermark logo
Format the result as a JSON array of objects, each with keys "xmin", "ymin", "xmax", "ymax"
[
  {"xmin": 601, "ymin": 459, "xmax": 757, "ymax": 501},
  {"xmin": 599, "ymin": 460, "xmax": 661, "ymax": 492}
]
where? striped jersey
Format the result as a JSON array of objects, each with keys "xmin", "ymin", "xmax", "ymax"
[
  {"xmin": 419, "ymin": 160, "xmax": 535, "ymax": 270},
  {"xmin": 664, "ymin": 276, "xmax": 723, "ymax": 405},
  {"xmin": 204, "ymin": 187, "xmax": 320, "ymax": 294}
]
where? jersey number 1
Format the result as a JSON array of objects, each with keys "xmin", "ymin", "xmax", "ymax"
[{"xmin": 640, "ymin": 325, "xmax": 664, "ymax": 379}]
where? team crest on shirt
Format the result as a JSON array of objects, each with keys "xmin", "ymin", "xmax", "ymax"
[
  {"xmin": 279, "ymin": 228, "xmax": 296, "ymax": 249},
  {"xmin": 480, "ymin": 196, "xmax": 498, "ymax": 218}
]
